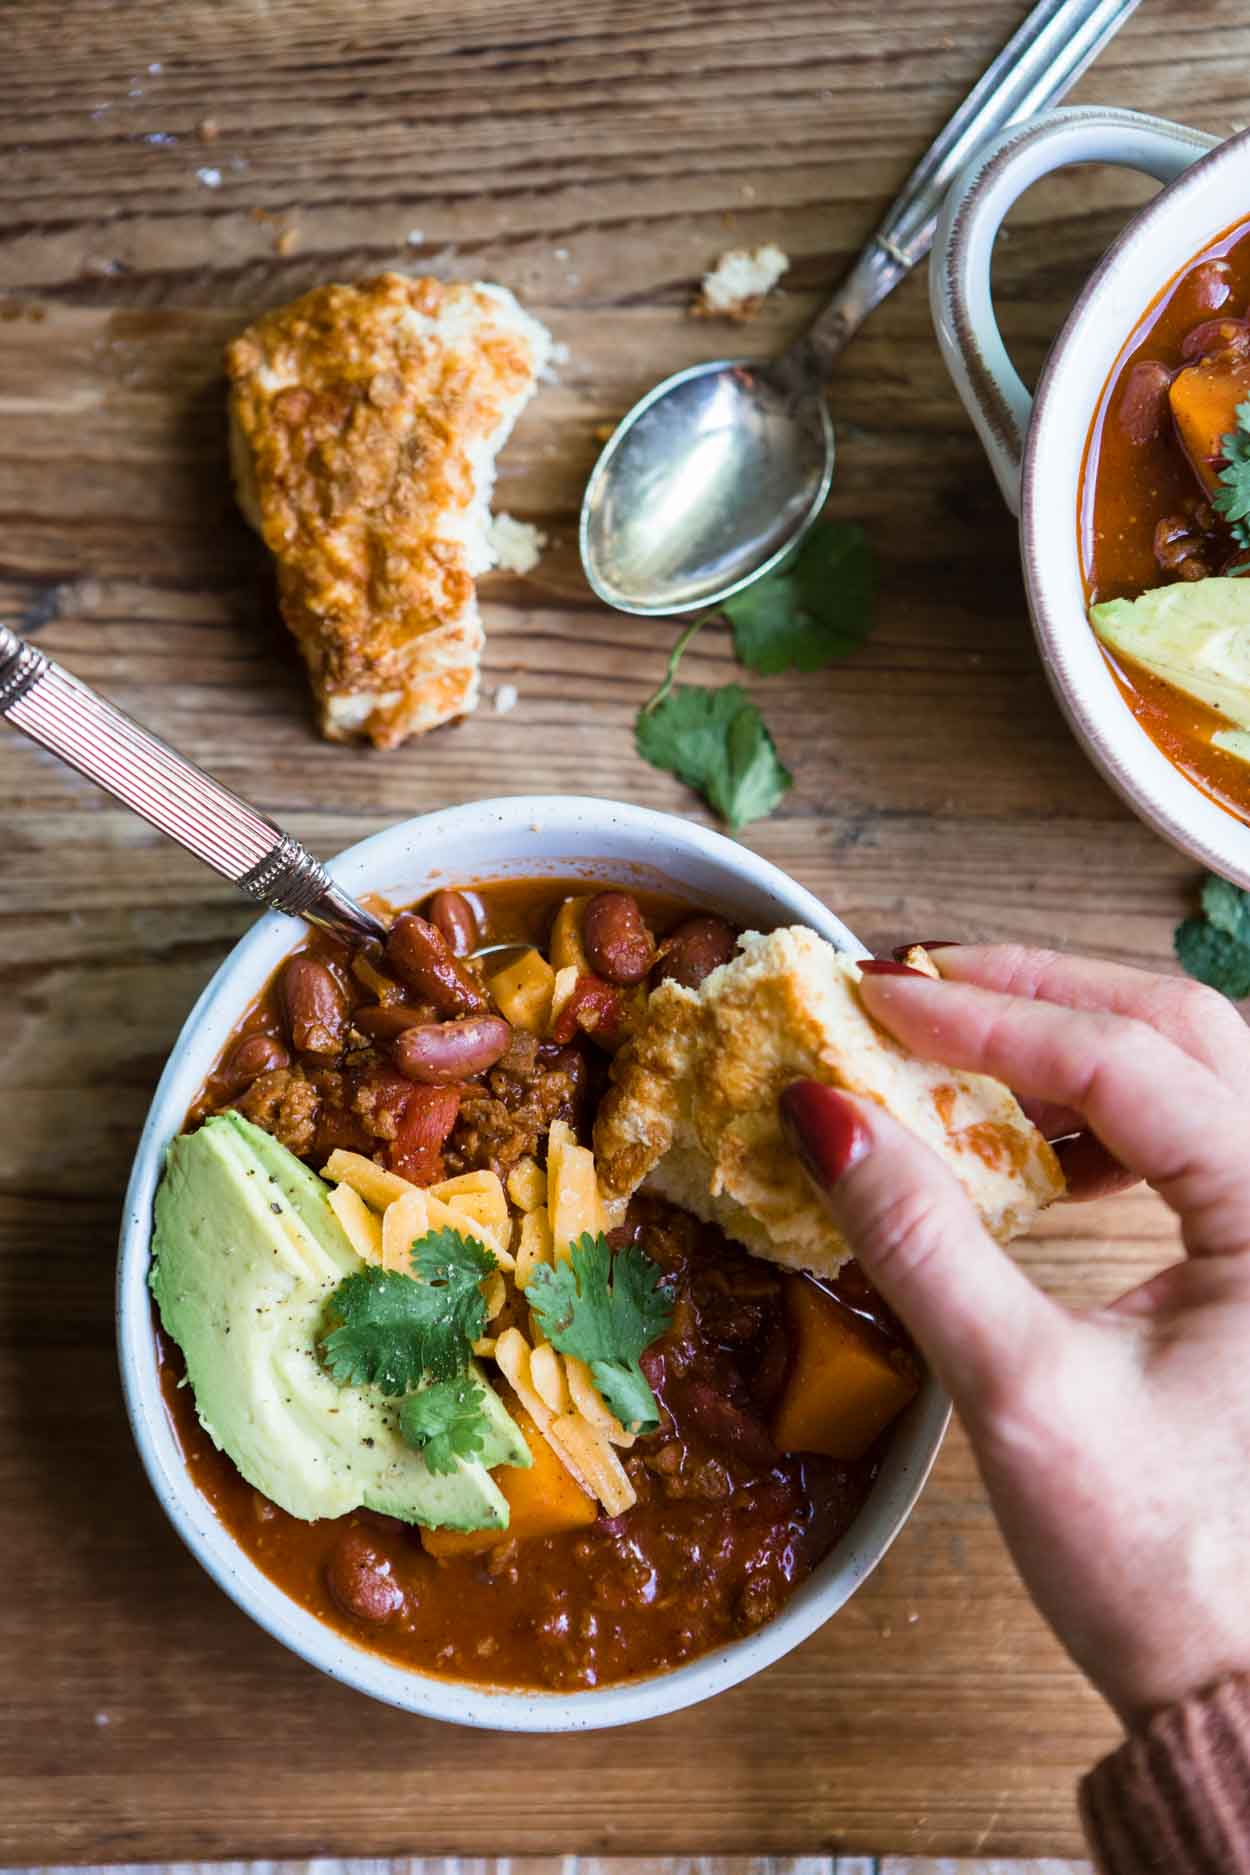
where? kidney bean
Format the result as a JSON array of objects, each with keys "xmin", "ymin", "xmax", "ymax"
[
  {"xmin": 1185, "ymin": 315, "xmax": 1247, "ymax": 359},
  {"xmin": 389, "ymin": 1084, "xmax": 462, "ymax": 1184},
  {"xmin": 1114, "ymin": 359, "xmax": 1174, "ymax": 447},
  {"xmin": 217, "ymin": 1031, "xmax": 290, "ymax": 1092},
  {"xmin": 385, "ymin": 912, "xmax": 486, "ymax": 1015},
  {"xmin": 325, "ymin": 1527, "xmax": 406, "ymax": 1626},
  {"xmin": 392, "ymin": 1015, "xmax": 512, "ymax": 1085},
  {"xmin": 354, "ymin": 1002, "xmax": 438, "ymax": 1042},
  {"xmin": 424, "ymin": 888, "xmax": 478, "ymax": 957},
  {"xmin": 582, "ymin": 892, "xmax": 654, "ymax": 984},
  {"xmin": 1180, "ymin": 315, "xmax": 1250, "ymax": 364},
  {"xmin": 653, "ymin": 914, "xmax": 739, "ymax": 990},
  {"xmin": 281, "ymin": 955, "xmax": 348, "ymax": 1057}
]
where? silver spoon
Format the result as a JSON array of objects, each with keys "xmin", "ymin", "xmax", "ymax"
[
  {"xmin": 0, "ymin": 622, "xmax": 388, "ymax": 947},
  {"xmin": 579, "ymin": 0, "xmax": 1142, "ymax": 616}
]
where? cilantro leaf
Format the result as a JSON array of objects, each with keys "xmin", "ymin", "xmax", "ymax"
[
  {"xmin": 398, "ymin": 1376, "xmax": 491, "ymax": 1474},
  {"xmin": 635, "ymin": 683, "xmax": 792, "ymax": 831},
  {"xmin": 321, "ymin": 1227, "xmax": 497, "ymax": 1392},
  {"xmin": 1214, "ymin": 401, "xmax": 1250, "ymax": 549},
  {"xmin": 724, "ymin": 520, "xmax": 876, "ymax": 674},
  {"xmin": 412, "ymin": 1226, "xmax": 497, "ymax": 1294},
  {"xmin": 1175, "ymin": 913, "xmax": 1250, "ymax": 1000},
  {"xmin": 526, "ymin": 1233, "xmax": 673, "ymax": 1434},
  {"xmin": 1201, "ymin": 873, "xmax": 1250, "ymax": 946}
]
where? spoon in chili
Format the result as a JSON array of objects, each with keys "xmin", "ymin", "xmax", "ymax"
[
  {"xmin": 579, "ymin": 0, "xmax": 1142, "ymax": 615},
  {"xmin": 0, "ymin": 622, "xmax": 388, "ymax": 947}
]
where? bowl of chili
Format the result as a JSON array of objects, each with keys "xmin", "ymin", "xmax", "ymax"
[
  {"xmin": 932, "ymin": 106, "xmax": 1250, "ymax": 885},
  {"xmin": 118, "ymin": 795, "xmax": 949, "ymax": 1730}
]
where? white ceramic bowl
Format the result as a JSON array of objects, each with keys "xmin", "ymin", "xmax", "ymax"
[
  {"xmin": 931, "ymin": 107, "xmax": 1250, "ymax": 887},
  {"xmin": 118, "ymin": 795, "xmax": 949, "ymax": 1731}
]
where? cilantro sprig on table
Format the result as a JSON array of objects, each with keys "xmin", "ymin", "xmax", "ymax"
[
  {"xmin": 634, "ymin": 519, "xmax": 876, "ymax": 832},
  {"xmin": 1214, "ymin": 402, "xmax": 1250, "ymax": 551},
  {"xmin": 526, "ymin": 1232, "xmax": 674, "ymax": 1434},
  {"xmin": 321, "ymin": 1226, "xmax": 496, "ymax": 1393},
  {"xmin": 398, "ymin": 1376, "xmax": 492, "ymax": 1474},
  {"xmin": 1174, "ymin": 874, "xmax": 1250, "ymax": 999}
]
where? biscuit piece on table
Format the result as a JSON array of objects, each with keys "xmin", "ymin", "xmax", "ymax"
[{"xmin": 227, "ymin": 273, "xmax": 550, "ymax": 748}]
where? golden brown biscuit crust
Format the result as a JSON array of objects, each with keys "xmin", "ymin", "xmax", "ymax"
[
  {"xmin": 594, "ymin": 927, "xmax": 1064, "ymax": 1276},
  {"xmin": 227, "ymin": 273, "xmax": 542, "ymax": 747}
]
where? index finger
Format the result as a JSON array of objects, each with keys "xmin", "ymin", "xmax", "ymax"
[
  {"xmin": 928, "ymin": 943, "xmax": 1250, "ymax": 1089},
  {"xmin": 859, "ymin": 969, "xmax": 1250, "ymax": 1259}
]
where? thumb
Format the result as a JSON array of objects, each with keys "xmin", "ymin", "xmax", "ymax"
[{"xmin": 779, "ymin": 1081, "xmax": 1063, "ymax": 1404}]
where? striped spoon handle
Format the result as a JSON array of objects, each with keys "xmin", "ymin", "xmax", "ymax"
[{"xmin": 0, "ymin": 623, "xmax": 387, "ymax": 947}]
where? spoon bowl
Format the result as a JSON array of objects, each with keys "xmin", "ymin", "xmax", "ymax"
[
  {"xmin": 579, "ymin": 359, "xmax": 834, "ymax": 616},
  {"xmin": 578, "ymin": 0, "xmax": 1143, "ymax": 617}
]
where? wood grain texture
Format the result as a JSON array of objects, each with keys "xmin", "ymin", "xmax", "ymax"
[{"xmin": 1, "ymin": 0, "xmax": 1244, "ymax": 1862}]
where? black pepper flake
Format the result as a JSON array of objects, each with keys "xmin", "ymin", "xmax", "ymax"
[{"xmin": 271, "ymin": 1202, "xmax": 283, "ymax": 1215}]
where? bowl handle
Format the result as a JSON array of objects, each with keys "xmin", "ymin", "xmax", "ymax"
[{"xmin": 929, "ymin": 105, "xmax": 1219, "ymax": 514}]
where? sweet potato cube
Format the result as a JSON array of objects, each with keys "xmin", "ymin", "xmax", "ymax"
[
  {"xmin": 1169, "ymin": 354, "xmax": 1250, "ymax": 495},
  {"xmin": 420, "ymin": 1401, "xmax": 597, "ymax": 1558},
  {"xmin": 771, "ymin": 1276, "xmax": 919, "ymax": 1461}
]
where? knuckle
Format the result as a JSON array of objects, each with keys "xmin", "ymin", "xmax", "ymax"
[
  {"xmin": 859, "ymin": 1181, "xmax": 952, "ymax": 1290},
  {"xmin": 393, "ymin": 1015, "xmax": 512, "ymax": 1084},
  {"xmin": 583, "ymin": 892, "xmax": 655, "ymax": 985},
  {"xmin": 1158, "ymin": 975, "xmax": 1241, "ymax": 1042}
]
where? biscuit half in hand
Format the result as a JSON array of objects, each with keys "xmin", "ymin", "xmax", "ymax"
[
  {"xmin": 593, "ymin": 926, "xmax": 1064, "ymax": 1277},
  {"xmin": 227, "ymin": 273, "xmax": 550, "ymax": 748}
]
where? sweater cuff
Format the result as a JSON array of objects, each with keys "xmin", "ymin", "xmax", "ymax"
[{"xmin": 1081, "ymin": 1676, "xmax": 1250, "ymax": 1874}]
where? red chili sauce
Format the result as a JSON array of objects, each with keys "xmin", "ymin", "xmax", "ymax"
[
  {"xmin": 1081, "ymin": 217, "xmax": 1250, "ymax": 821},
  {"xmin": 157, "ymin": 878, "xmax": 917, "ymax": 1691}
]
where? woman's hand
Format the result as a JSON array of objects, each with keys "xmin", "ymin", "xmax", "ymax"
[{"xmin": 780, "ymin": 944, "xmax": 1250, "ymax": 1729}]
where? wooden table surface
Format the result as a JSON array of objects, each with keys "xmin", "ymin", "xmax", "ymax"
[{"xmin": 2, "ymin": 0, "xmax": 1244, "ymax": 1862}]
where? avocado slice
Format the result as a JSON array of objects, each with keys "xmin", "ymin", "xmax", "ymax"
[
  {"xmin": 1091, "ymin": 577, "xmax": 1250, "ymax": 728},
  {"xmin": 150, "ymin": 1114, "xmax": 527, "ymax": 1528}
]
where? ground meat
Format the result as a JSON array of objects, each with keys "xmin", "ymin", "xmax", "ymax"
[
  {"xmin": 234, "ymin": 1065, "xmax": 320, "ymax": 1156},
  {"xmin": 443, "ymin": 1032, "xmax": 576, "ymax": 1177}
]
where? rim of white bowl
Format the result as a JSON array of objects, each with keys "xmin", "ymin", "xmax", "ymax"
[
  {"xmin": 117, "ymin": 795, "xmax": 950, "ymax": 1731},
  {"xmin": 1021, "ymin": 127, "xmax": 1250, "ymax": 889}
]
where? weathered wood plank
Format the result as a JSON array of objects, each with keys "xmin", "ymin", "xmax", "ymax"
[{"xmin": 0, "ymin": 0, "xmax": 1237, "ymax": 1861}]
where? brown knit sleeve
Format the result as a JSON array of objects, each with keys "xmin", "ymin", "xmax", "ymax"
[{"xmin": 1081, "ymin": 1677, "xmax": 1250, "ymax": 1873}]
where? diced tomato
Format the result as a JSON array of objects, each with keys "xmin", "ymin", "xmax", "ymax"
[
  {"xmin": 388, "ymin": 1084, "xmax": 461, "ymax": 1185},
  {"xmin": 551, "ymin": 973, "xmax": 624, "ymax": 1048}
]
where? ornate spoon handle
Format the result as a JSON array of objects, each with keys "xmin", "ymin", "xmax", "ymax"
[{"xmin": 0, "ymin": 623, "xmax": 387, "ymax": 947}]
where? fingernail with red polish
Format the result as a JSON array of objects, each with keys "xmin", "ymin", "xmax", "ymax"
[
  {"xmin": 891, "ymin": 940, "xmax": 958, "ymax": 960},
  {"xmin": 780, "ymin": 1082, "xmax": 872, "ymax": 1187},
  {"xmin": 860, "ymin": 958, "xmax": 927, "ymax": 977}
]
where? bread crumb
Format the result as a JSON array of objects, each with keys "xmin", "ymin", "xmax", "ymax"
[
  {"xmin": 197, "ymin": 118, "xmax": 220, "ymax": 143},
  {"xmin": 274, "ymin": 227, "xmax": 299, "ymax": 256},
  {"xmin": 693, "ymin": 243, "xmax": 789, "ymax": 320},
  {"xmin": 538, "ymin": 338, "xmax": 570, "ymax": 384},
  {"xmin": 493, "ymin": 683, "xmax": 519, "ymax": 714},
  {"xmin": 488, "ymin": 511, "xmax": 546, "ymax": 575}
]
